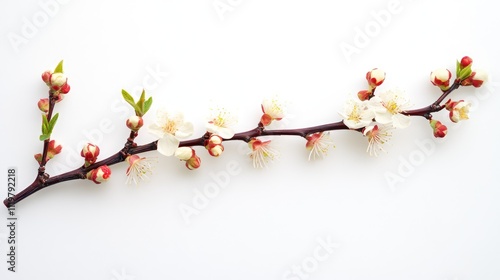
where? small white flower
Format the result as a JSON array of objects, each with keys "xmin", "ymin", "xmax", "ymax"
[
  {"xmin": 447, "ymin": 100, "xmax": 471, "ymax": 123},
  {"xmin": 149, "ymin": 109, "xmax": 194, "ymax": 156},
  {"xmin": 340, "ymin": 99, "xmax": 374, "ymax": 129},
  {"xmin": 261, "ymin": 96, "xmax": 286, "ymax": 126},
  {"xmin": 248, "ymin": 138, "xmax": 278, "ymax": 168},
  {"xmin": 206, "ymin": 107, "xmax": 237, "ymax": 139},
  {"xmin": 370, "ymin": 89, "xmax": 412, "ymax": 129},
  {"xmin": 305, "ymin": 132, "xmax": 335, "ymax": 160},
  {"xmin": 363, "ymin": 124, "xmax": 393, "ymax": 157},
  {"xmin": 125, "ymin": 155, "xmax": 157, "ymax": 185}
]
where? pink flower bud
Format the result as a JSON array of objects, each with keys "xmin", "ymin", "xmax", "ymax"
[
  {"xmin": 86, "ymin": 165, "xmax": 111, "ymax": 184},
  {"xmin": 34, "ymin": 140, "xmax": 63, "ymax": 163},
  {"xmin": 430, "ymin": 68, "xmax": 452, "ymax": 90},
  {"xmin": 186, "ymin": 154, "xmax": 201, "ymax": 170},
  {"xmin": 429, "ymin": 119, "xmax": 447, "ymax": 138},
  {"xmin": 174, "ymin": 147, "xmax": 201, "ymax": 170},
  {"xmin": 81, "ymin": 143, "xmax": 100, "ymax": 166},
  {"xmin": 50, "ymin": 73, "xmax": 67, "ymax": 91},
  {"xmin": 460, "ymin": 56, "xmax": 473, "ymax": 68},
  {"xmin": 47, "ymin": 140, "xmax": 63, "ymax": 159},
  {"xmin": 126, "ymin": 115, "xmax": 144, "ymax": 131},
  {"xmin": 366, "ymin": 68, "xmax": 385, "ymax": 88},
  {"xmin": 357, "ymin": 89, "xmax": 372, "ymax": 101},
  {"xmin": 205, "ymin": 135, "xmax": 224, "ymax": 157},
  {"xmin": 41, "ymin": 70, "xmax": 52, "ymax": 84},
  {"xmin": 470, "ymin": 69, "xmax": 487, "ymax": 88},
  {"xmin": 60, "ymin": 83, "xmax": 70, "ymax": 94},
  {"xmin": 208, "ymin": 144, "xmax": 224, "ymax": 157},
  {"xmin": 38, "ymin": 98, "xmax": 50, "ymax": 113}
]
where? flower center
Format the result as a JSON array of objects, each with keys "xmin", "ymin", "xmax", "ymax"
[
  {"xmin": 348, "ymin": 105, "xmax": 361, "ymax": 122},
  {"xmin": 384, "ymin": 100, "xmax": 399, "ymax": 114},
  {"xmin": 163, "ymin": 119, "xmax": 177, "ymax": 134}
]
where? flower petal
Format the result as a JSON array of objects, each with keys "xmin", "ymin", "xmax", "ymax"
[
  {"xmin": 175, "ymin": 122, "xmax": 194, "ymax": 139},
  {"xmin": 157, "ymin": 134, "xmax": 179, "ymax": 156},
  {"xmin": 148, "ymin": 123, "xmax": 165, "ymax": 138},
  {"xmin": 392, "ymin": 114, "xmax": 411, "ymax": 128},
  {"xmin": 217, "ymin": 127, "xmax": 235, "ymax": 139},
  {"xmin": 374, "ymin": 111, "xmax": 393, "ymax": 124}
]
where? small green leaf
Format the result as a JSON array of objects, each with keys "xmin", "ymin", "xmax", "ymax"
[
  {"xmin": 122, "ymin": 89, "xmax": 141, "ymax": 112},
  {"xmin": 39, "ymin": 134, "xmax": 50, "ymax": 141},
  {"xmin": 48, "ymin": 113, "xmax": 59, "ymax": 133},
  {"xmin": 42, "ymin": 114, "xmax": 50, "ymax": 134},
  {"xmin": 54, "ymin": 60, "xmax": 64, "ymax": 73},
  {"xmin": 458, "ymin": 64, "xmax": 472, "ymax": 80},
  {"xmin": 143, "ymin": 97, "xmax": 153, "ymax": 115},
  {"xmin": 135, "ymin": 89, "xmax": 146, "ymax": 116},
  {"xmin": 455, "ymin": 60, "xmax": 461, "ymax": 77}
]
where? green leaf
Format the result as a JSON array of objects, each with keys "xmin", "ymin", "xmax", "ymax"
[
  {"xmin": 135, "ymin": 89, "xmax": 146, "ymax": 116},
  {"xmin": 455, "ymin": 60, "xmax": 461, "ymax": 77},
  {"xmin": 458, "ymin": 64, "xmax": 472, "ymax": 80},
  {"xmin": 42, "ymin": 114, "xmax": 49, "ymax": 135},
  {"xmin": 54, "ymin": 60, "xmax": 64, "ymax": 73},
  {"xmin": 143, "ymin": 97, "xmax": 153, "ymax": 115},
  {"xmin": 39, "ymin": 134, "xmax": 50, "ymax": 141},
  {"xmin": 122, "ymin": 89, "xmax": 140, "ymax": 112},
  {"xmin": 48, "ymin": 113, "xmax": 59, "ymax": 133}
]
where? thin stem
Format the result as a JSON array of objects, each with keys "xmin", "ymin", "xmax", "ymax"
[{"xmin": 37, "ymin": 92, "xmax": 57, "ymax": 179}]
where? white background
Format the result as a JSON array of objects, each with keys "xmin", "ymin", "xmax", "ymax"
[{"xmin": 1, "ymin": 0, "xmax": 499, "ymax": 279}]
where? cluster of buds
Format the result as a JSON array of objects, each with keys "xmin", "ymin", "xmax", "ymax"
[
  {"xmin": 86, "ymin": 165, "xmax": 111, "ymax": 184},
  {"xmin": 34, "ymin": 140, "xmax": 63, "ymax": 164},
  {"xmin": 205, "ymin": 135, "xmax": 224, "ymax": 157},
  {"xmin": 81, "ymin": 143, "xmax": 100, "ymax": 166},
  {"xmin": 430, "ymin": 56, "xmax": 487, "ymax": 91},
  {"xmin": 358, "ymin": 68, "xmax": 385, "ymax": 101},
  {"xmin": 175, "ymin": 147, "xmax": 201, "ymax": 170},
  {"xmin": 457, "ymin": 56, "xmax": 488, "ymax": 87},
  {"xmin": 41, "ymin": 70, "xmax": 70, "ymax": 95}
]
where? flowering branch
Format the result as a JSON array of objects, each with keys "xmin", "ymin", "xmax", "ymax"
[{"xmin": 3, "ymin": 56, "xmax": 488, "ymax": 208}]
